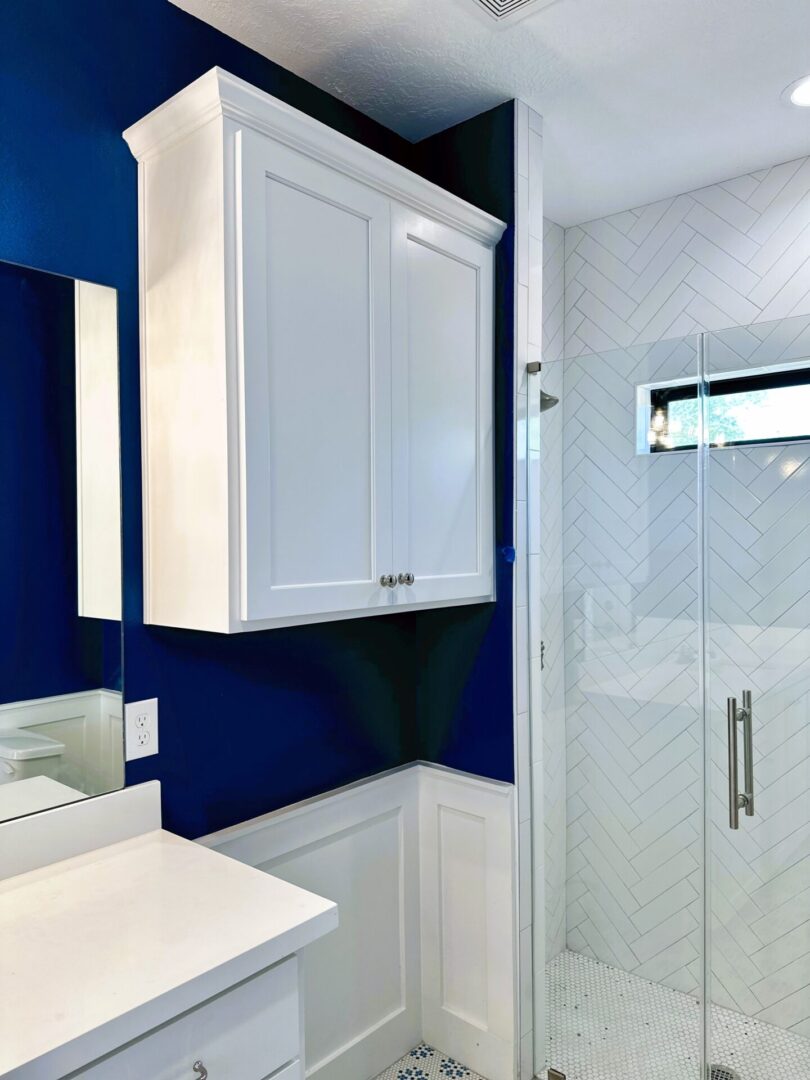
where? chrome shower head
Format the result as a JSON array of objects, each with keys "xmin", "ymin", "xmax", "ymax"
[{"xmin": 540, "ymin": 390, "xmax": 560, "ymax": 412}]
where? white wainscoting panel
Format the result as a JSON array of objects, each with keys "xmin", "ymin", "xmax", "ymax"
[
  {"xmin": 419, "ymin": 766, "xmax": 516, "ymax": 1080},
  {"xmin": 205, "ymin": 767, "xmax": 421, "ymax": 1080},
  {"xmin": 203, "ymin": 764, "xmax": 516, "ymax": 1080},
  {"xmin": 0, "ymin": 688, "xmax": 124, "ymax": 796}
]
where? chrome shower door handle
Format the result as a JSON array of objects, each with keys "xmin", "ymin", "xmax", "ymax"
[
  {"xmin": 741, "ymin": 688, "xmax": 754, "ymax": 817},
  {"xmin": 727, "ymin": 693, "xmax": 754, "ymax": 830},
  {"xmin": 727, "ymin": 696, "xmax": 741, "ymax": 830}
]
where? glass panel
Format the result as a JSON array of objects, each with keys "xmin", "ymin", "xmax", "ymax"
[
  {"xmin": 0, "ymin": 261, "xmax": 124, "ymax": 824},
  {"xmin": 531, "ymin": 336, "xmax": 705, "ymax": 1080},
  {"xmin": 705, "ymin": 314, "xmax": 810, "ymax": 1079}
]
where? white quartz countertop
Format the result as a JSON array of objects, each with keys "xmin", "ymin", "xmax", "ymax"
[{"xmin": 0, "ymin": 828, "xmax": 338, "ymax": 1079}]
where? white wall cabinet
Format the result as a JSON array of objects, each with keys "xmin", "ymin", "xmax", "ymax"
[{"xmin": 125, "ymin": 69, "xmax": 505, "ymax": 633}]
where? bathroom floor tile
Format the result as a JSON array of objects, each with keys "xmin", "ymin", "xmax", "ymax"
[
  {"xmin": 374, "ymin": 1044, "xmax": 488, "ymax": 1080},
  {"xmin": 545, "ymin": 949, "xmax": 810, "ymax": 1080}
]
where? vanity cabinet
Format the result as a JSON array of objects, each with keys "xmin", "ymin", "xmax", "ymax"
[
  {"xmin": 0, "ymin": 814, "xmax": 337, "ymax": 1080},
  {"xmin": 124, "ymin": 69, "xmax": 504, "ymax": 633},
  {"xmin": 78, "ymin": 959, "xmax": 299, "ymax": 1080}
]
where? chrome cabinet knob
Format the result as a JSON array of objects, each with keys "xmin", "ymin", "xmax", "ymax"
[
  {"xmin": 398, "ymin": 572, "xmax": 415, "ymax": 586},
  {"xmin": 379, "ymin": 573, "xmax": 397, "ymax": 588},
  {"xmin": 193, "ymin": 1063, "xmax": 208, "ymax": 1079}
]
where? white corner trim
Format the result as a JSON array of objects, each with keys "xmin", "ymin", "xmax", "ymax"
[
  {"xmin": 202, "ymin": 763, "xmax": 516, "ymax": 1080},
  {"xmin": 122, "ymin": 68, "xmax": 506, "ymax": 247},
  {"xmin": 0, "ymin": 781, "xmax": 161, "ymax": 881},
  {"xmin": 418, "ymin": 764, "xmax": 516, "ymax": 1080}
]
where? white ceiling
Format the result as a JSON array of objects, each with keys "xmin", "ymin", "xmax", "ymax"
[{"xmin": 173, "ymin": 0, "xmax": 810, "ymax": 226}]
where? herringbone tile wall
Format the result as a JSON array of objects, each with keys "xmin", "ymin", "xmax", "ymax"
[
  {"xmin": 559, "ymin": 335, "xmax": 705, "ymax": 998},
  {"xmin": 538, "ymin": 151, "xmax": 810, "ymax": 1040},
  {"xmin": 564, "ymin": 155, "xmax": 810, "ymax": 360}
]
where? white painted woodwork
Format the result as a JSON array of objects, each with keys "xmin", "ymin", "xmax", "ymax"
[
  {"xmin": 124, "ymin": 68, "xmax": 504, "ymax": 633},
  {"xmin": 202, "ymin": 763, "xmax": 516, "ymax": 1080},
  {"xmin": 0, "ymin": 688, "xmax": 124, "ymax": 801},
  {"xmin": 419, "ymin": 767, "xmax": 516, "ymax": 1080},
  {"xmin": 391, "ymin": 209, "xmax": 494, "ymax": 606},
  {"xmin": 78, "ymin": 960, "xmax": 299, "ymax": 1080},
  {"xmin": 204, "ymin": 767, "xmax": 421, "ymax": 1080},
  {"xmin": 74, "ymin": 279, "xmax": 122, "ymax": 622},
  {"xmin": 238, "ymin": 130, "xmax": 392, "ymax": 621}
]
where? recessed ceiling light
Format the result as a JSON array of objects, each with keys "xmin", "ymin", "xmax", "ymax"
[{"xmin": 783, "ymin": 74, "xmax": 810, "ymax": 107}]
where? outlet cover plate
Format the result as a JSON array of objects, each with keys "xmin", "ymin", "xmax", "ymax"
[{"xmin": 125, "ymin": 698, "xmax": 159, "ymax": 761}]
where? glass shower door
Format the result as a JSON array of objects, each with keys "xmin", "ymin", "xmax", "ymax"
[
  {"xmin": 704, "ymin": 314, "xmax": 810, "ymax": 1080},
  {"xmin": 535, "ymin": 335, "xmax": 706, "ymax": 1080}
]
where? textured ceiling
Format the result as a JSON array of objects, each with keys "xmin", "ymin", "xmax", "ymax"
[{"xmin": 172, "ymin": 0, "xmax": 810, "ymax": 225}]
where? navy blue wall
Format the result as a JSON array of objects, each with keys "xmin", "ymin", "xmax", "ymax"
[{"xmin": 0, "ymin": 0, "xmax": 514, "ymax": 837}]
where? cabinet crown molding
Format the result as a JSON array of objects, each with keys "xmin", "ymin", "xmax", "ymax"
[{"xmin": 123, "ymin": 67, "xmax": 506, "ymax": 246}]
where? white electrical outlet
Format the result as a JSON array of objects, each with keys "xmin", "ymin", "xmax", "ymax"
[{"xmin": 125, "ymin": 698, "xmax": 159, "ymax": 761}]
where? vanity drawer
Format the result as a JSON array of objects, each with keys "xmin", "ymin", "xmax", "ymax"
[{"xmin": 77, "ymin": 957, "xmax": 298, "ymax": 1079}]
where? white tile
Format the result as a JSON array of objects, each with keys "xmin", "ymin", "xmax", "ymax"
[
  {"xmin": 374, "ymin": 1044, "xmax": 488, "ymax": 1080},
  {"xmin": 517, "ymin": 174, "xmax": 530, "ymax": 287},
  {"xmin": 516, "ymin": 710, "xmax": 530, "ymax": 823},
  {"xmin": 516, "ymin": 500, "xmax": 527, "ymax": 606},
  {"xmin": 528, "ymin": 129, "xmax": 543, "ymax": 240},
  {"xmin": 545, "ymin": 950, "xmax": 810, "ymax": 1080},
  {"xmin": 516, "ymin": 101, "xmax": 529, "ymax": 179},
  {"xmin": 520, "ymin": 1030, "xmax": 534, "ymax": 1080},
  {"xmin": 519, "ymin": 819, "xmax": 532, "ymax": 930},
  {"xmin": 520, "ymin": 924, "xmax": 533, "ymax": 1033},
  {"xmin": 516, "ymin": 604, "xmax": 529, "ymax": 714},
  {"xmin": 528, "ymin": 236, "xmax": 543, "ymax": 347},
  {"xmin": 516, "ymin": 390, "xmax": 528, "ymax": 501},
  {"xmin": 517, "ymin": 284, "xmax": 529, "ymax": 394}
]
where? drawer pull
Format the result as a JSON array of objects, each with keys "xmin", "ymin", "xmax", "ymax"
[{"xmin": 193, "ymin": 1063, "xmax": 208, "ymax": 1079}]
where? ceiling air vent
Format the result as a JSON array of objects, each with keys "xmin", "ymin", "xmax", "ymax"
[{"xmin": 471, "ymin": 0, "xmax": 558, "ymax": 22}]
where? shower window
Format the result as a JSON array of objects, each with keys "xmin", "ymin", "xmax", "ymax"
[{"xmin": 640, "ymin": 362, "xmax": 810, "ymax": 452}]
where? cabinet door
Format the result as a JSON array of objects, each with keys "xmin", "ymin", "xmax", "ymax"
[
  {"xmin": 237, "ymin": 129, "xmax": 394, "ymax": 623},
  {"xmin": 390, "ymin": 208, "xmax": 494, "ymax": 605}
]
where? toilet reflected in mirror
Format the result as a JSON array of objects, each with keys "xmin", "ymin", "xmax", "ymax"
[{"xmin": 0, "ymin": 261, "xmax": 123, "ymax": 823}]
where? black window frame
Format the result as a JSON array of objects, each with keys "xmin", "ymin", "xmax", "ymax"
[{"xmin": 649, "ymin": 365, "xmax": 810, "ymax": 452}]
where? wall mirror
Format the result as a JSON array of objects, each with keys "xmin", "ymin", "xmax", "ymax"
[{"xmin": 0, "ymin": 260, "xmax": 123, "ymax": 824}]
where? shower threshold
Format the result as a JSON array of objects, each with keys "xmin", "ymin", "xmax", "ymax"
[{"xmin": 545, "ymin": 950, "xmax": 810, "ymax": 1080}]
